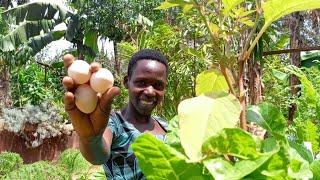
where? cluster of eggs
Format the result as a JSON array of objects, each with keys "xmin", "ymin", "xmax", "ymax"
[{"xmin": 67, "ymin": 59, "xmax": 114, "ymax": 113}]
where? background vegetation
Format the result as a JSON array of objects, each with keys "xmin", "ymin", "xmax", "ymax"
[{"xmin": 0, "ymin": 0, "xmax": 319, "ymax": 179}]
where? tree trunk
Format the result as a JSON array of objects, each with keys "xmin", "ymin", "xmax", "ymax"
[
  {"xmin": 113, "ymin": 41, "xmax": 120, "ymax": 76},
  {"xmin": 248, "ymin": 60, "xmax": 262, "ymax": 105},
  {"xmin": 0, "ymin": 0, "xmax": 10, "ymax": 9},
  {"xmin": 288, "ymin": 12, "xmax": 303, "ymax": 124}
]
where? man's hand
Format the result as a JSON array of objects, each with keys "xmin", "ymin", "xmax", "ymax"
[{"xmin": 62, "ymin": 54, "xmax": 120, "ymax": 138}]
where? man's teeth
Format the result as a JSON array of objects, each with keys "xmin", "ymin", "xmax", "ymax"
[{"xmin": 140, "ymin": 100, "xmax": 154, "ymax": 105}]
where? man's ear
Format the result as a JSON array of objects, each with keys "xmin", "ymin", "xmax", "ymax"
[{"xmin": 123, "ymin": 75, "xmax": 129, "ymax": 89}]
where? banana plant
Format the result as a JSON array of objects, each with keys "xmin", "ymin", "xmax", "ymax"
[{"xmin": 0, "ymin": 1, "xmax": 98, "ymax": 58}]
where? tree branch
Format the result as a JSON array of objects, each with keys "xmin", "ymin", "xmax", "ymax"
[{"xmin": 262, "ymin": 46, "xmax": 320, "ymax": 56}]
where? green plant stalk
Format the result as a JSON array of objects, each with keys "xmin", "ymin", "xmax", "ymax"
[
  {"xmin": 246, "ymin": 24, "xmax": 269, "ymax": 61},
  {"xmin": 237, "ymin": 0, "xmax": 262, "ymax": 130},
  {"xmin": 194, "ymin": 2, "xmax": 236, "ymax": 96},
  {"xmin": 242, "ymin": 1, "xmax": 261, "ymax": 57}
]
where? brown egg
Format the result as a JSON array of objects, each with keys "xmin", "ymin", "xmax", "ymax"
[{"xmin": 74, "ymin": 84, "xmax": 98, "ymax": 113}]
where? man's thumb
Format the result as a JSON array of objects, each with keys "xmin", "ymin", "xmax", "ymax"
[{"xmin": 99, "ymin": 87, "xmax": 121, "ymax": 110}]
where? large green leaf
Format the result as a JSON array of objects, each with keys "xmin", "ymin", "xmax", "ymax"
[
  {"xmin": 202, "ymin": 128, "xmax": 260, "ymax": 159},
  {"xmin": 0, "ymin": 20, "xmax": 57, "ymax": 51},
  {"xmin": 287, "ymin": 147, "xmax": 313, "ymax": 179},
  {"xmin": 248, "ymin": 146, "xmax": 289, "ymax": 179},
  {"xmin": 286, "ymin": 65, "xmax": 318, "ymax": 107},
  {"xmin": 262, "ymin": 0, "xmax": 320, "ymax": 27},
  {"xmin": 196, "ymin": 69, "xmax": 229, "ymax": 96},
  {"xmin": 155, "ymin": 0, "xmax": 194, "ymax": 10},
  {"xmin": 247, "ymin": 103, "xmax": 286, "ymax": 136},
  {"xmin": 3, "ymin": 2, "xmax": 70, "ymax": 24},
  {"xmin": 272, "ymin": 69, "xmax": 288, "ymax": 81},
  {"xmin": 204, "ymin": 149, "xmax": 277, "ymax": 180},
  {"xmin": 27, "ymin": 30, "xmax": 65, "ymax": 55},
  {"xmin": 311, "ymin": 160, "xmax": 320, "ymax": 180},
  {"xmin": 131, "ymin": 133, "xmax": 212, "ymax": 179},
  {"xmin": 178, "ymin": 92, "xmax": 240, "ymax": 162},
  {"xmin": 222, "ymin": 0, "xmax": 245, "ymax": 15},
  {"xmin": 84, "ymin": 30, "xmax": 98, "ymax": 53},
  {"xmin": 288, "ymin": 141, "xmax": 314, "ymax": 163}
]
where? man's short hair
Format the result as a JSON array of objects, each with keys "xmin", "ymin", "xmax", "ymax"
[{"xmin": 127, "ymin": 49, "xmax": 168, "ymax": 78}]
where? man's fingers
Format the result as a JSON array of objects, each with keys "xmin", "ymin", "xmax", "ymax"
[
  {"xmin": 90, "ymin": 87, "xmax": 120, "ymax": 134},
  {"xmin": 63, "ymin": 54, "xmax": 75, "ymax": 68},
  {"xmin": 64, "ymin": 92, "xmax": 77, "ymax": 111},
  {"xmin": 64, "ymin": 92, "xmax": 95, "ymax": 137},
  {"xmin": 90, "ymin": 62, "xmax": 102, "ymax": 73},
  {"xmin": 100, "ymin": 87, "xmax": 121, "ymax": 109},
  {"xmin": 62, "ymin": 76, "xmax": 75, "ymax": 91}
]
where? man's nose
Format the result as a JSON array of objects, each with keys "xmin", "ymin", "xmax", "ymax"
[{"xmin": 144, "ymin": 85, "xmax": 156, "ymax": 96}]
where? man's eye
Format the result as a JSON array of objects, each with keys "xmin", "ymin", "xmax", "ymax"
[
  {"xmin": 136, "ymin": 81, "xmax": 146, "ymax": 86},
  {"xmin": 154, "ymin": 82, "xmax": 164, "ymax": 90}
]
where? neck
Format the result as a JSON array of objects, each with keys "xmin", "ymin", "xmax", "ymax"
[{"xmin": 122, "ymin": 104, "xmax": 152, "ymax": 124}]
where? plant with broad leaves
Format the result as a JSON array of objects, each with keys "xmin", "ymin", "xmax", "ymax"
[{"xmin": 131, "ymin": 0, "xmax": 320, "ymax": 175}]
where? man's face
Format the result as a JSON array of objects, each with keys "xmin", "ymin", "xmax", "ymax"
[{"xmin": 126, "ymin": 60, "xmax": 167, "ymax": 116}]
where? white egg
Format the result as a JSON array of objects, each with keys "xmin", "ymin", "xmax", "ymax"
[
  {"xmin": 74, "ymin": 84, "xmax": 98, "ymax": 113},
  {"xmin": 90, "ymin": 68, "xmax": 114, "ymax": 94},
  {"xmin": 68, "ymin": 60, "xmax": 91, "ymax": 84}
]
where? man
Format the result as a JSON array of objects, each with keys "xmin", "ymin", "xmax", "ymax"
[{"xmin": 62, "ymin": 49, "xmax": 169, "ymax": 179}]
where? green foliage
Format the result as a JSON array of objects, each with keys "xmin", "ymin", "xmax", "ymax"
[
  {"xmin": 0, "ymin": 2, "xmax": 70, "ymax": 53},
  {"xmin": 57, "ymin": 148, "xmax": 91, "ymax": 177},
  {"xmin": 311, "ymin": 160, "xmax": 320, "ymax": 180},
  {"xmin": 202, "ymin": 128, "xmax": 260, "ymax": 159},
  {"xmin": 0, "ymin": 8, "xmax": 8, "ymax": 35},
  {"xmin": 203, "ymin": 150, "xmax": 277, "ymax": 180},
  {"xmin": 132, "ymin": 66, "xmax": 318, "ymax": 179},
  {"xmin": 10, "ymin": 62, "xmax": 63, "ymax": 106},
  {"xmin": 2, "ymin": 161, "xmax": 69, "ymax": 180},
  {"xmin": 0, "ymin": 152, "xmax": 23, "ymax": 176},
  {"xmin": 131, "ymin": 133, "xmax": 212, "ymax": 180},
  {"xmin": 247, "ymin": 103, "xmax": 286, "ymax": 137},
  {"xmin": 0, "ymin": 149, "xmax": 106, "ymax": 179},
  {"xmin": 295, "ymin": 120, "xmax": 319, "ymax": 154}
]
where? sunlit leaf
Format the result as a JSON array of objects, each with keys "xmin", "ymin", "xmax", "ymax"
[
  {"xmin": 155, "ymin": 0, "xmax": 193, "ymax": 11},
  {"xmin": 196, "ymin": 69, "xmax": 228, "ymax": 96},
  {"xmin": 262, "ymin": 0, "xmax": 320, "ymax": 26},
  {"xmin": 178, "ymin": 92, "xmax": 240, "ymax": 162},
  {"xmin": 208, "ymin": 23, "xmax": 220, "ymax": 35},
  {"xmin": 222, "ymin": 0, "xmax": 245, "ymax": 15}
]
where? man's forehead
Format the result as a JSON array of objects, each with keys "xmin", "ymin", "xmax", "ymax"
[{"xmin": 135, "ymin": 59, "xmax": 166, "ymax": 69}]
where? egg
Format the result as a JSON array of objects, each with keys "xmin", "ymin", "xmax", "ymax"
[
  {"xmin": 68, "ymin": 60, "xmax": 91, "ymax": 84},
  {"xmin": 90, "ymin": 68, "xmax": 114, "ymax": 94},
  {"xmin": 74, "ymin": 84, "xmax": 98, "ymax": 113}
]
